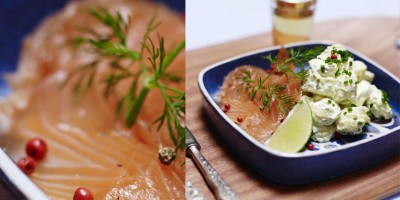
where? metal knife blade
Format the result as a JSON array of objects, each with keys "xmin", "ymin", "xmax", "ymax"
[{"xmin": 186, "ymin": 127, "xmax": 239, "ymax": 200}]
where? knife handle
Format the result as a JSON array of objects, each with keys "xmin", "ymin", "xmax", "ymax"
[{"xmin": 188, "ymin": 146, "xmax": 239, "ymax": 200}]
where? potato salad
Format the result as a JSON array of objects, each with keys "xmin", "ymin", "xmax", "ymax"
[{"xmin": 302, "ymin": 45, "xmax": 392, "ymax": 142}]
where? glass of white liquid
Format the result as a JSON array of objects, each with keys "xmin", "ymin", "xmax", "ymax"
[{"xmin": 271, "ymin": 0, "xmax": 317, "ymax": 45}]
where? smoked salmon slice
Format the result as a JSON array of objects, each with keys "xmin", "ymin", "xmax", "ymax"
[
  {"xmin": 0, "ymin": 0, "xmax": 185, "ymax": 199},
  {"xmin": 218, "ymin": 48, "xmax": 302, "ymax": 143}
]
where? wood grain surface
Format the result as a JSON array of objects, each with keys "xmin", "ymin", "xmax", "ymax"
[{"xmin": 186, "ymin": 17, "xmax": 400, "ymax": 200}]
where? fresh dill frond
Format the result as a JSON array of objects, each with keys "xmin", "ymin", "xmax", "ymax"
[
  {"xmin": 237, "ymin": 68, "xmax": 295, "ymax": 113},
  {"xmin": 66, "ymin": 8, "xmax": 185, "ymax": 163},
  {"xmin": 261, "ymin": 54, "xmax": 277, "ymax": 65},
  {"xmin": 236, "ymin": 69, "xmax": 256, "ymax": 92},
  {"xmin": 89, "ymin": 8, "xmax": 128, "ymax": 44},
  {"xmin": 63, "ymin": 60, "xmax": 99, "ymax": 100},
  {"xmin": 88, "ymin": 39, "xmax": 140, "ymax": 59},
  {"xmin": 236, "ymin": 47, "xmax": 323, "ymax": 113},
  {"xmin": 292, "ymin": 69, "xmax": 309, "ymax": 80},
  {"xmin": 273, "ymin": 47, "xmax": 323, "ymax": 80},
  {"xmin": 260, "ymin": 83, "xmax": 295, "ymax": 113},
  {"xmin": 249, "ymin": 77, "xmax": 265, "ymax": 101}
]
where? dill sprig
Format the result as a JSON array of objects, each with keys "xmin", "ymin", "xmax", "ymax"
[
  {"xmin": 236, "ymin": 69, "xmax": 257, "ymax": 93},
  {"xmin": 238, "ymin": 47, "xmax": 324, "ymax": 113},
  {"xmin": 262, "ymin": 46, "xmax": 324, "ymax": 81},
  {"xmin": 260, "ymin": 83, "xmax": 295, "ymax": 113},
  {"xmin": 66, "ymin": 8, "xmax": 185, "ymax": 163},
  {"xmin": 237, "ymin": 69, "xmax": 294, "ymax": 113}
]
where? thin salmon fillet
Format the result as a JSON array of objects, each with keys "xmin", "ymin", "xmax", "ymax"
[
  {"xmin": 218, "ymin": 48, "xmax": 302, "ymax": 143},
  {"xmin": 0, "ymin": 0, "xmax": 184, "ymax": 199}
]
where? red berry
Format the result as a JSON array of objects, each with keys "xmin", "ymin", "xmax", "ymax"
[
  {"xmin": 26, "ymin": 138, "xmax": 47, "ymax": 161},
  {"xmin": 73, "ymin": 187, "xmax": 94, "ymax": 200},
  {"xmin": 224, "ymin": 103, "xmax": 231, "ymax": 110},
  {"xmin": 237, "ymin": 117, "xmax": 243, "ymax": 122},
  {"xmin": 17, "ymin": 157, "xmax": 35, "ymax": 175},
  {"xmin": 266, "ymin": 64, "xmax": 277, "ymax": 74},
  {"xmin": 307, "ymin": 143, "xmax": 314, "ymax": 150},
  {"xmin": 331, "ymin": 54, "xmax": 337, "ymax": 60}
]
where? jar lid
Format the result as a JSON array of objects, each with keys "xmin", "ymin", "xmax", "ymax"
[
  {"xmin": 275, "ymin": 0, "xmax": 316, "ymax": 10},
  {"xmin": 273, "ymin": 0, "xmax": 316, "ymax": 18}
]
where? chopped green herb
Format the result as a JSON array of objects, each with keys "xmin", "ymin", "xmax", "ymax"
[
  {"xmin": 331, "ymin": 48, "xmax": 354, "ymax": 63},
  {"xmin": 381, "ymin": 90, "xmax": 389, "ymax": 104},
  {"xmin": 320, "ymin": 65, "xmax": 326, "ymax": 73},
  {"xmin": 348, "ymin": 107, "xmax": 353, "ymax": 112},
  {"xmin": 324, "ymin": 57, "xmax": 334, "ymax": 65},
  {"xmin": 342, "ymin": 70, "xmax": 352, "ymax": 76},
  {"xmin": 367, "ymin": 110, "xmax": 373, "ymax": 117},
  {"xmin": 324, "ymin": 49, "xmax": 353, "ymax": 65},
  {"xmin": 335, "ymin": 69, "xmax": 340, "ymax": 77}
]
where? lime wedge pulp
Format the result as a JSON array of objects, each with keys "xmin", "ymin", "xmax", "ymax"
[{"xmin": 266, "ymin": 96, "xmax": 312, "ymax": 153}]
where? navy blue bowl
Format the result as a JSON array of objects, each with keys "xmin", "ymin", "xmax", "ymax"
[{"xmin": 198, "ymin": 40, "xmax": 400, "ymax": 185}]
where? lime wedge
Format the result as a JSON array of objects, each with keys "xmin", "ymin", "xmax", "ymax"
[{"xmin": 266, "ymin": 96, "xmax": 312, "ymax": 153}]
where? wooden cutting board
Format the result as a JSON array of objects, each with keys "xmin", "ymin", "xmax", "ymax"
[{"xmin": 186, "ymin": 17, "xmax": 400, "ymax": 200}]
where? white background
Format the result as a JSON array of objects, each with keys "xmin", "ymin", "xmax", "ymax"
[{"xmin": 186, "ymin": 0, "xmax": 400, "ymax": 51}]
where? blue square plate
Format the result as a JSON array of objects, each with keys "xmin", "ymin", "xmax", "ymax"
[{"xmin": 198, "ymin": 40, "xmax": 400, "ymax": 185}]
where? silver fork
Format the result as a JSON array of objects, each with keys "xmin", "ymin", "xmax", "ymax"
[{"xmin": 186, "ymin": 127, "xmax": 239, "ymax": 200}]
